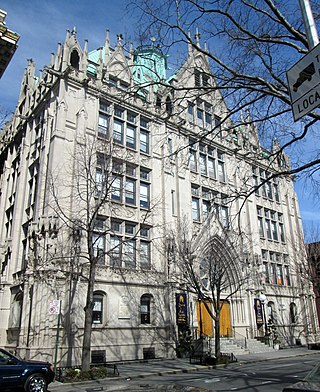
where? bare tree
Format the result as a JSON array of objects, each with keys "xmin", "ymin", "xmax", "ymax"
[
  {"xmin": 131, "ymin": 0, "xmax": 320, "ymax": 185},
  {"xmin": 44, "ymin": 136, "xmax": 155, "ymax": 371},
  {"xmin": 167, "ymin": 215, "xmax": 248, "ymax": 359}
]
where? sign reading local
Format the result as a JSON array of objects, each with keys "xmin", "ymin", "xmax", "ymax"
[{"xmin": 287, "ymin": 43, "xmax": 320, "ymax": 121}]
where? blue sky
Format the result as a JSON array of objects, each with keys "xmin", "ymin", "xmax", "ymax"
[{"xmin": 1, "ymin": 0, "xmax": 320, "ymax": 238}]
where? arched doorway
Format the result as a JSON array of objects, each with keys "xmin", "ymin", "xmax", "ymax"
[
  {"xmin": 196, "ymin": 300, "xmax": 213, "ymax": 337},
  {"xmin": 220, "ymin": 300, "xmax": 231, "ymax": 337}
]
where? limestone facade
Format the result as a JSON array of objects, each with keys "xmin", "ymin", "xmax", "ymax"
[{"xmin": 0, "ymin": 28, "xmax": 318, "ymax": 365}]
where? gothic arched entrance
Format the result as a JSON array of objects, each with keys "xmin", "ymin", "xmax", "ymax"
[{"xmin": 220, "ymin": 300, "xmax": 231, "ymax": 337}]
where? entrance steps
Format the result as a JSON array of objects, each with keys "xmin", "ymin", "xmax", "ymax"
[{"xmin": 220, "ymin": 337, "xmax": 275, "ymax": 356}]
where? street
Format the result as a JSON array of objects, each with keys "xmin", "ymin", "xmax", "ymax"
[
  {"xmin": 132, "ymin": 356, "xmax": 318, "ymax": 391},
  {"xmin": 48, "ymin": 353, "xmax": 320, "ymax": 392}
]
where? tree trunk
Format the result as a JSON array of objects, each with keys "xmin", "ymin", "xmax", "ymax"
[
  {"xmin": 215, "ymin": 315, "xmax": 221, "ymax": 359},
  {"xmin": 81, "ymin": 260, "xmax": 96, "ymax": 371}
]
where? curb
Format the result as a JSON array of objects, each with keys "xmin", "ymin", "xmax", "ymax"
[{"xmin": 49, "ymin": 350, "xmax": 320, "ymax": 391}]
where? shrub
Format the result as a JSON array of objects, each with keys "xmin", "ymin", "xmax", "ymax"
[{"xmin": 62, "ymin": 366, "xmax": 110, "ymax": 382}]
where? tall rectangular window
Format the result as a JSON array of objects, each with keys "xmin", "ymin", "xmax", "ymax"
[
  {"xmin": 140, "ymin": 130, "xmax": 149, "ymax": 154},
  {"xmin": 123, "ymin": 240, "xmax": 136, "ymax": 269},
  {"xmin": 111, "ymin": 176, "xmax": 122, "ymax": 202},
  {"xmin": 126, "ymin": 124, "xmax": 136, "ymax": 149},
  {"xmin": 192, "ymin": 197, "xmax": 200, "ymax": 221},
  {"xmin": 202, "ymin": 200, "xmax": 210, "ymax": 220},
  {"xmin": 205, "ymin": 112, "xmax": 212, "ymax": 125},
  {"xmin": 98, "ymin": 102, "xmax": 109, "ymax": 139},
  {"xmin": 197, "ymin": 108, "xmax": 203, "ymax": 126},
  {"xmin": 140, "ymin": 183, "xmax": 149, "ymax": 208},
  {"xmin": 110, "ymin": 236, "xmax": 121, "ymax": 267},
  {"xmin": 113, "ymin": 119, "xmax": 123, "ymax": 144},
  {"xmin": 199, "ymin": 154, "xmax": 207, "ymax": 176},
  {"xmin": 189, "ymin": 149, "xmax": 197, "ymax": 172},
  {"xmin": 284, "ymin": 265, "xmax": 291, "ymax": 286},
  {"xmin": 171, "ymin": 190, "xmax": 175, "ymax": 216},
  {"xmin": 265, "ymin": 218, "xmax": 272, "ymax": 240},
  {"xmin": 263, "ymin": 262, "xmax": 270, "ymax": 283},
  {"xmin": 92, "ymin": 233, "xmax": 105, "ymax": 264},
  {"xmin": 208, "ymin": 157, "xmax": 215, "ymax": 178},
  {"xmin": 98, "ymin": 113, "xmax": 109, "ymax": 139},
  {"xmin": 96, "ymin": 168, "xmax": 104, "ymax": 196},
  {"xmin": 266, "ymin": 181, "xmax": 273, "ymax": 199},
  {"xmin": 253, "ymin": 174, "xmax": 259, "ymax": 195},
  {"xmin": 188, "ymin": 102, "xmax": 194, "ymax": 122},
  {"xmin": 260, "ymin": 169, "xmax": 267, "ymax": 197},
  {"xmin": 214, "ymin": 115, "xmax": 222, "ymax": 131},
  {"xmin": 195, "ymin": 70, "xmax": 201, "ymax": 87},
  {"xmin": 277, "ymin": 264, "xmax": 283, "ymax": 285},
  {"xmin": 217, "ymin": 151, "xmax": 225, "ymax": 182},
  {"xmin": 220, "ymin": 206, "xmax": 229, "ymax": 228},
  {"xmin": 271, "ymin": 264, "xmax": 277, "ymax": 284},
  {"xmin": 125, "ymin": 179, "xmax": 136, "ymax": 205},
  {"xmin": 274, "ymin": 183, "xmax": 280, "ymax": 202},
  {"xmin": 140, "ymin": 241, "xmax": 150, "ymax": 269},
  {"xmin": 271, "ymin": 220, "xmax": 278, "ymax": 241},
  {"xmin": 93, "ymin": 295, "xmax": 103, "ymax": 324}
]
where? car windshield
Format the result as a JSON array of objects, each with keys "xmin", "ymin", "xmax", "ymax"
[
  {"xmin": 305, "ymin": 362, "xmax": 320, "ymax": 382},
  {"xmin": 0, "ymin": 349, "xmax": 21, "ymax": 362}
]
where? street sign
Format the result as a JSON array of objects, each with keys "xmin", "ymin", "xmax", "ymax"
[
  {"xmin": 49, "ymin": 299, "xmax": 60, "ymax": 315},
  {"xmin": 287, "ymin": 42, "xmax": 320, "ymax": 121}
]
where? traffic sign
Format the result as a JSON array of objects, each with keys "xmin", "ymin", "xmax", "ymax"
[
  {"xmin": 287, "ymin": 42, "xmax": 320, "ymax": 121},
  {"xmin": 49, "ymin": 300, "xmax": 61, "ymax": 315}
]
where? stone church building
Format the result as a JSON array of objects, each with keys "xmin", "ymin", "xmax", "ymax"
[{"xmin": 0, "ymin": 28, "xmax": 318, "ymax": 365}]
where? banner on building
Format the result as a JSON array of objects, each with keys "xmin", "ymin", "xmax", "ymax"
[
  {"xmin": 176, "ymin": 293, "xmax": 188, "ymax": 325},
  {"xmin": 254, "ymin": 298, "xmax": 263, "ymax": 327}
]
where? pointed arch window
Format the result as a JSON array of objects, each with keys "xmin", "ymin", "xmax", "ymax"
[
  {"xmin": 290, "ymin": 303, "xmax": 297, "ymax": 324},
  {"xmin": 70, "ymin": 49, "xmax": 80, "ymax": 69},
  {"xmin": 9, "ymin": 291, "xmax": 23, "ymax": 328},
  {"xmin": 267, "ymin": 301, "xmax": 276, "ymax": 323}
]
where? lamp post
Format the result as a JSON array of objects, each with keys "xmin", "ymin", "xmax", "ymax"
[{"xmin": 259, "ymin": 293, "xmax": 268, "ymax": 337}]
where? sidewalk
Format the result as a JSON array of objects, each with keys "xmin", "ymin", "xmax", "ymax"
[{"xmin": 49, "ymin": 347, "xmax": 320, "ymax": 392}]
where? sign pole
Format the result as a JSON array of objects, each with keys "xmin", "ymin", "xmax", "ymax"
[
  {"xmin": 298, "ymin": 0, "xmax": 319, "ymax": 49},
  {"xmin": 53, "ymin": 300, "xmax": 62, "ymax": 374}
]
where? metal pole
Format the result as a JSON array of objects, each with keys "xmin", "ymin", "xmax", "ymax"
[
  {"xmin": 298, "ymin": 0, "xmax": 319, "ymax": 49},
  {"xmin": 53, "ymin": 300, "xmax": 62, "ymax": 374}
]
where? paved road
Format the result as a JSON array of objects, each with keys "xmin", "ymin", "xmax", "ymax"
[
  {"xmin": 49, "ymin": 351, "xmax": 320, "ymax": 392},
  {"xmin": 127, "ymin": 356, "xmax": 319, "ymax": 391}
]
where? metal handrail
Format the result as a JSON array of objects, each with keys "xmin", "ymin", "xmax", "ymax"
[{"xmin": 231, "ymin": 328, "xmax": 247, "ymax": 349}]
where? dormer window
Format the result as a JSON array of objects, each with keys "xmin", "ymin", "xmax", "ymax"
[
  {"xmin": 166, "ymin": 96, "xmax": 173, "ymax": 114},
  {"xmin": 203, "ymin": 74, "xmax": 210, "ymax": 86},
  {"xmin": 156, "ymin": 95, "xmax": 162, "ymax": 108},
  {"xmin": 195, "ymin": 70, "xmax": 201, "ymax": 87},
  {"xmin": 194, "ymin": 69, "xmax": 210, "ymax": 87},
  {"xmin": 70, "ymin": 49, "xmax": 80, "ymax": 69}
]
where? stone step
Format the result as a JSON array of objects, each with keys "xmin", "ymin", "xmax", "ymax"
[{"xmin": 218, "ymin": 337, "xmax": 275, "ymax": 356}]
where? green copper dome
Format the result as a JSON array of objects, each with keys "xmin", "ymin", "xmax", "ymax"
[{"xmin": 133, "ymin": 45, "xmax": 168, "ymax": 88}]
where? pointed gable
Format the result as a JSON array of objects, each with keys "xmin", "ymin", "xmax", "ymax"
[{"xmin": 108, "ymin": 46, "xmax": 131, "ymax": 84}]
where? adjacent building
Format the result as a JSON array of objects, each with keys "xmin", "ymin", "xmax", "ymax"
[
  {"xmin": 0, "ymin": 28, "xmax": 318, "ymax": 365},
  {"xmin": 0, "ymin": 9, "xmax": 19, "ymax": 79}
]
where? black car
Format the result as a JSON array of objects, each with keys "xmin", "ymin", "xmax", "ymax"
[{"xmin": 0, "ymin": 348, "xmax": 55, "ymax": 392}]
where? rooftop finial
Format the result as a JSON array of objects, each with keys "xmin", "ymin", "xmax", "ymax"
[{"xmin": 195, "ymin": 28, "xmax": 201, "ymax": 47}]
